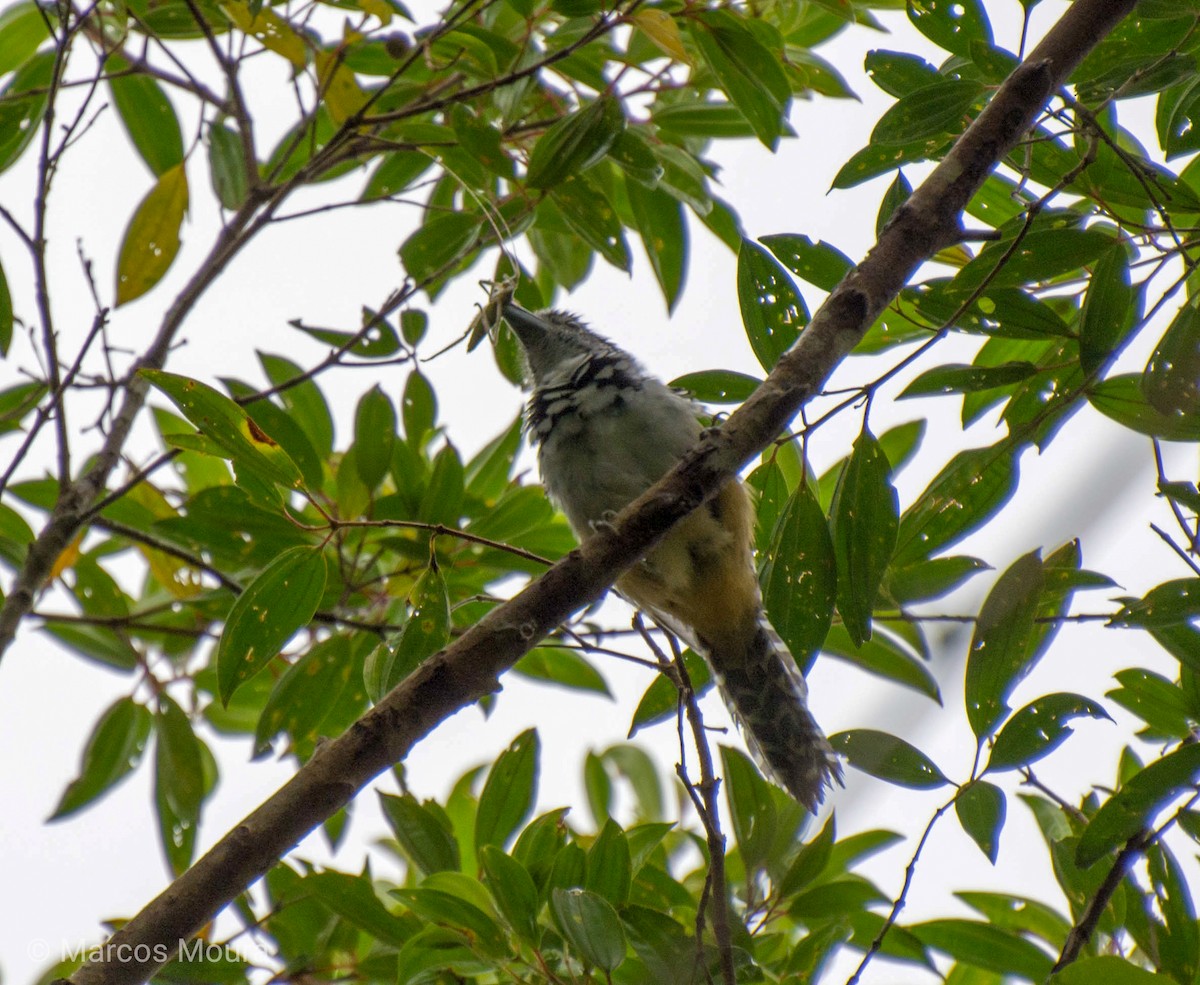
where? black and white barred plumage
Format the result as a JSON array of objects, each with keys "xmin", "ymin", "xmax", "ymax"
[{"xmin": 503, "ymin": 303, "xmax": 841, "ymax": 812}]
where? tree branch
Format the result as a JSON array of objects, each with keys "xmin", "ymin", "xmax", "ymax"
[{"xmin": 63, "ymin": 1, "xmax": 1138, "ymax": 982}]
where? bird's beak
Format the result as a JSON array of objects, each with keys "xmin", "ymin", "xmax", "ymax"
[{"xmin": 502, "ymin": 303, "xmax": 549, "ymax": 347}]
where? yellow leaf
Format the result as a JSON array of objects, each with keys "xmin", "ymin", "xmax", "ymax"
[
  {"xmin": 49, "ymin": 531, "xmax": 84, "ymax": 582},
  {"xmin": 355, "ymin": 0, "xmax": 391, "ymax": 26},
  {"xmin": 631, "ymin": 10, "xmax": 688, "ymax": 63},
  {"xmin": 123, "ymin": 483, "xmax": 200, "ymax": 598},
  {"xmin": 315, "ymin": 50, "xmax": 367, "ymax": 125},
  {"xmin": 933, "ymin": 243, "xmax": 974, "ymax": 268},
  {"xmin": 115, "ymin": 163, "xmax": 189, "ymax": 306},
  {"xmin": 222, "ymin": 3, "xmax": 308, "ymax": 70}
]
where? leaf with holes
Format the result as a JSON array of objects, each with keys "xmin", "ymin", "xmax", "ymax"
[
  {"xmin": 115, "ymin": 163, "xmax": 189, "ymax": 306},
  {"xmin": 987, "ymin": 692, "xmax": 1112, "ymax": 772},
  {"xmin": 831, "ymin": 430, "xmax": 898, "ymax": 645},
  {"xmin": 830, "ymin": 729, "xmax": 948, "ymax": 789},
  {"xmin": 217, "ymin": 546, "xmax": 327, "ymax": 704},
  {"xmin": 738, "ymin": 239, "xmax": 809, "ymax": 371}
]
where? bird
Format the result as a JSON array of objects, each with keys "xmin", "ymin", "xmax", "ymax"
[{"xmin": 500, "ymin": 301, "xmax": 842, "ymax": 812}]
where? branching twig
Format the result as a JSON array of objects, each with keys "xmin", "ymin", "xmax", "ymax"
[
  {"xmin": 634, "ymin": 618, "xmax": 735, "ymax": 985},
  {"xmin": 844, "ymin": 795, "xmax": 954, "ymax": 985}
]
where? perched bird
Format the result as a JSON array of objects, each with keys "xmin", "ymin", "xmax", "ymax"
[{"xmin": 502, "ymin": 302, "xmax": 841, "ymax": 812}]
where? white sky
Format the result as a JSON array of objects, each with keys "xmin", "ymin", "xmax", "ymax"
[{"xmin": 1, "ymin": 1, "xmax": 1197, "ymax": 982}]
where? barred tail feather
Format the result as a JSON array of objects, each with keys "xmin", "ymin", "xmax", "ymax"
[{"xmin": 709, "ymin": 617, "xmax": 842, "ymax": 813}]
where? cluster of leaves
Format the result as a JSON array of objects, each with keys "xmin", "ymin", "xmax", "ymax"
[{"xmin": 2, "ymin": 0, "xmax": 1200, "ymax": 982}]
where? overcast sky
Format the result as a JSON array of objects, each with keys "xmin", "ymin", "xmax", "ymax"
[{"xmin": 1, "ymin": 1, "xmax": 1195, "ymax": 982}]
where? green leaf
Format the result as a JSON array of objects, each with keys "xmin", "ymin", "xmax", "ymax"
[
  {"xmin": 738, "ymin": 239, "xmax": 808, "ymax": 371},
  {"xmin": 829, "ymin": 729, "xmax": 948, "ymax": 788},
  {"xmin": 207, "ymin": 122, "xmax": 248, "ymax": 210},
  {"xmin": 831, "ymin": 430, "xmax": 899, "ymax": 645},
  {"xmin": 401, "ymin": 308, "xmax": 428, "ymax": 347},
  {"xmin": 761, "ymin": 234, "xmax": 853, "ymax": 291},
  {"xmin": 217, "ymin": 546, "xmax": 327, "ymax": 704},
  {"xmin": 254, "ymin": 634, "xmax": 361, "ymax": 758},
  {"xmin": 689, "ymin": 10, "xmax": 791, "ymax": 148},
  {"xmin": 864, "ymin": 49, "xmax": 940, "ymax": 98},
  {"xmin": 1148, "ymin": 842, "xmax": 1199, "ymax": 983},
  {"xmin": 628, "ymin": 649, "xmax": 711, "ymax": 735},
  {"xmin": 1143, "ymin": 299, "xmax": 1200, "ymax": 417},
  {"xmin": 586, "ymin": 819, "xmax": 632, "ymax": 905},
  {"xmin": 910, "ymin": 919, "xmax": 1052, "ymax": 980},
  {"xmin": 464, "ymin": 413, "xmax": 523, "ymax": 501},
  {"xmin": 354, "ymin": 385, "xmax": 397, "ymax": 489},
  {"xmin": 721, "ymin": 745, "xmax": 778, "ymax": 870},
  {"xmin": 479, "ymin": 845, "xmax": 540, "ymax": 942},
  {"xmin": 115, "ymin": 163, "xmax": 189, "ymax": 305},
  {"xmin": 418, "ymin": 446, "xmax": 464, "ymax": 525},
  {"xmin": 1090, "ymin": 373, "xmax": 1200, "ymax": 441},
  {"xmin": 142, "ymin": 369, "xmax": 303, "ymax": 492},
  {"xmin": 258, "ymin": 353, "xmax": 335, "ymax": 458},
  {"xmin": 627, "ymin": 179, "xmax": 686, "ymax": 312},
  {"xmin": 293, "ymin": 310, "xmax": 402, "ymax": 359},
  {"xmin": 391, "ymin": 885, "xmax": 507, "ymax": 954},
  {"xmin": 987, "ymin": 693, "xmax": 1113, "ymax": 772},
  {"xmin": 450, "ymin": 104, "xmax": 512, "ymax": 178},
  {"xmin": 888, "ymin": 555, "xmax": 989, "ymax": 604},
  {"xmin": 154, "ymin": 694, "xmax": 206, "ymax": 874},
  {"xmin": 894, "ymin": 440, "xmax": 1018, "ymax": 567},
  {"xmin": 475, "ymin": 728, "xmax": 538, "ymax": 853},
  {"xmin": 822, "ymin": 624, "xmax": 941, "ymax": 703},
  {"xmin": 512, "ymin": 647, "xmax": 610, "ymax": 696},
  {"xmin": 1049, "ymin": 956, "xmax": 1168, "ymax": 985},
  {"xmin": 50, "ymin": 697, "xmax": 152, "ymax": 819},
  {"xmin": 295, "ymin": 872, "xmax": 400, "ymax": 949},
  {"xmin": 605, "ymin": 747, "xmax": 665, "ymax": 823},
  {"xmin": 0, "ymin": 51, "xmax": 53, "ymax": 174},
  {"xmin": 222, "ymin": 378, "xmax": 324, "ymax": 492},
  {"xmin": 779, "ymin": 813, "xmax": 835, "ymax": 897},
  {"xmin": 899, "ymin": 361, "xmax": 1039, "ymax": 398},
  {"xmin": 526, "ymin": 96, "xmax": 624, "ymax": 189},
  {"xmin": 669, "ymin": 369, "xmax": 760, "ymax": 404},
  {"xmin": 107, "ymin": 55, "xmax": 184, "ymax": 175},
  {"xmin": 652, "ymin": 100, "xmax": 762, "ymax": 139},
  {"xmin": 362, "ymin": 149, "xmax": 434, "ymax": 200},
  {"xmin": 954, "ymin": 219, "xmax": 1115, "ymax": 292},
  {"xmin": 1104, "ymin": 667, "xmax": 1190, "ymax": 739},
  {"xmin": 1076, "ymin": 743, "xmax": 1200, "ymax": 867},
  {"xmin": 0, "ymin": 256, "xmax": 11, "ymax": 356},
  {"xmin": 402, "ymin": 369, "xmax": 437, "ymax": 448},
  {"xmin": 877, "ymin": 170, "xmax": 912, "ymax": 237},
  {"xmin": 552, "ymin": 888, "xmax": 627, "ymax": 971},
  {"xmin": 607, "ymin": 128, "xmax": 663, "ymax": 186},
  {"xmin": 762, "ymin": 479, "xmax": 836, "ymax": 667},
  {"xmin": 399, "ymin": 211, "xmax": 482, "ymax": 285},
  {"xmin": 906, "ymin": 0, "xmax": 993, "ymax": 56},
  {"xmin": 872, "ymin": 79, "xmax": 984, "ymax": 145},
  {"xmin": 363, "ymin": 563, "xmax": 450, "ymax": 703},
  {"xmin": 380, "ymin": 792, "xmax": 460, "ymax": 875},
  {"xmin": 1079, "ymin": 243, "xmax": 1135, "ymax": 375},
  {"xmin": 956, "ymin": 781, "xmax": 1006, "ymax": 864},
  {"xmin": 0, "ymin": 380, "xmax": 44, "ymax": 432},
  {"xmin": 833, "ymin": 134, "xmax": 948, "ymax": 189},
  {"xmin": 550, "ymin": 173, "xmax": 631, "ymax": 271},
  {"xmin": 0, "ymin": 2, "xmax": 51, "ymax": 77},
  {"xmin": 964, "ymin": 550, "xmax": 1046, "ymax": 740}
]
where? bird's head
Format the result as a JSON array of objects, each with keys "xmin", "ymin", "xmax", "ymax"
[{"xmin": 502, "ymin": 303, "xmax": 622, "ymax": 386}]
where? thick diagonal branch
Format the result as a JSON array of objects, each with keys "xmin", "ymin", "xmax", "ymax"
[{"xmin": 65, "ymin": 1, "xmax": 1137, "ymax": 982}]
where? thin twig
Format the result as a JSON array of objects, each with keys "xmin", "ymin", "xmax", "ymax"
[{"xmin": 844, "ymin": 795, "xmax": 955, "ymax": 985}]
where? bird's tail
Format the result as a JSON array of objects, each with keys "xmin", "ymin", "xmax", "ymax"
[{"xmin": 707, "ymin": 615, "xmax": 842, "ymax": 813}]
